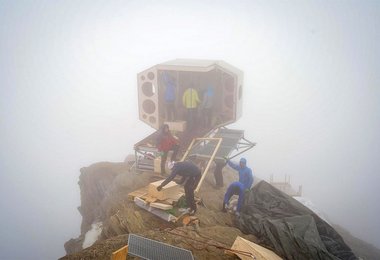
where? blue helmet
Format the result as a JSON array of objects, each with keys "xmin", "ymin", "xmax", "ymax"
[{"xmin": 240, "ymin": 158, "xmax": 247, "ymax": 165}]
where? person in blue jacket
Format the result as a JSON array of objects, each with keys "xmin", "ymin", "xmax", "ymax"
[
  {"xmin": 222, "ymin": 181, "xmax": 245, "ymax": 213},
  {"xmin": 157, "ymin": 161, "xmax": 201, "ymax": 214},
  {"xmin": 163, "ymin": 73, "xmax": 176, "ymax": 121},
  {"xmin": 222, "ymin": 157, "xmax": 253, "ymax": 214}
]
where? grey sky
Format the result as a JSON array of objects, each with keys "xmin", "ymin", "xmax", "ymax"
[{"xmin": 0, "ymin": 1, "xmax": 379, "ymax": 259}]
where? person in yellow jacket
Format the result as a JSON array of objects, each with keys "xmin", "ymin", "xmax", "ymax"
[{"xmin": 182, "ymin": 87, "xmax": 200, "ymax": 130}]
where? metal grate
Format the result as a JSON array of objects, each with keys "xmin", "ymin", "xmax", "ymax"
[
  {"xmin": 189, "ymin": 128, "xmax": 250, "ymax": 160},
  {"xmin": 128, "ymin": 233, "xmax": 194, "ymax": 260}
]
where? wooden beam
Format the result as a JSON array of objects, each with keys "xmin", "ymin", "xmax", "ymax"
[
  {"xmin": 180, "ymin": 138, "xmax": 197, "ymax": 161},
  {"xmin": 195, "ymin": 137, "xmax": 222, "ymax": 193}
]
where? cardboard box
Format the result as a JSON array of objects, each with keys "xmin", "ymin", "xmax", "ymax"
[
  {"xmin": 154, "ymin": 157, "xmax": 162, "ymax": 173},
  {"xmin": 148, "ymin": 180, "xmax": 180, "ymax": 200},
  {"xmin": 164, "ymin": 121, "xmax": 187, "ymax": 132}
]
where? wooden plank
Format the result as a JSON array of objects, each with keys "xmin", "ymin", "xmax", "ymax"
[
  {"xmin": 145, "ymin": 196, "xmax": 158, "ymax": 203},
  {"xmin": 154, "ymin": 200, "xmax": 172, "ymax": 205},
  {"xmin": 148, "ymin": 180, "xmax": 180, "ymax": 200},
  {"xmin": 111, "ymin": 245, "xmax": 128, "ymax": 260},
  {"xmin": 150, "ymin": 202, "xmax": 173, "ymax": 210},
  {"xmin": 135, "ymin": 197, "xmax": 148, "ymax": 206},
  {"xmin": 134, "ymin": 197, "xmax": 177, "ymax": 222},
  {"xmin": 195, "ymin": 138, "xmax": 222, "ymax": 193},
  {"xmin": 141, "ymin": 194, "xmax": 149, "ymax": 200},
  {"xmin": 165, "ymin": 192, "xmax": 185, "ymax": 204},
  {"xmin": 180, "ymin": 138, "xmax": 197, "ymax": 161},
  {"xmin": 128, "ymin": 186, "xmax": 148, "ymax": 200},
  {"xmin": 230, "ymin": 236, "xmax": 281, "ymax": 260}
]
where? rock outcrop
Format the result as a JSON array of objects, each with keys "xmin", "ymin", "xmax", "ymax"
[{"xmin": 62, "ymin": 159, "xmax": 380, "ymax": 260}]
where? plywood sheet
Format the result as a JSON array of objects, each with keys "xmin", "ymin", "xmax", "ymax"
[
  {"xmin": 231, "ymin": 236, "xmax": 282, "ymax": 260},
  {"xmin": 148, "ymin": 180, "xmax": 180, "ymax": 200},
  {"xmin": 165, "ymin": 192, "xmax": 185, "ymax": 204},
  {"xmin": 128, "ymin": 186, "xmax": 148, "ymax": 200}
]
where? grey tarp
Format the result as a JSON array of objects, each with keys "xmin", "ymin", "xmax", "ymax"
[{"xmin": 237, "ymin": 181, "xmax": 357, "ymax": 260}]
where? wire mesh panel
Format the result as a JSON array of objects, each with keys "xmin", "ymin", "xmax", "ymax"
[
  {"xmin": 128, "ymin": 234, "xmax": 194, "ymax": 260},
  {"xmin": 189, "ymin": 128, "xmax": 247, "ymax": 159}
]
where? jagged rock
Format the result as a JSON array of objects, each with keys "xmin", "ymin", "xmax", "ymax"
[
  {"xmin": 78, "ymin": 162, "xmax": 126, "ymax": 234},
  {"xmin": 64, "ymin": 236, "xmax": 84, "ymax": 255}
]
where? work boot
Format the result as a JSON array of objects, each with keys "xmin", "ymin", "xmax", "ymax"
[{"xmin": 189, "ymin": 207, "xmax": 196, "ymax": 216}]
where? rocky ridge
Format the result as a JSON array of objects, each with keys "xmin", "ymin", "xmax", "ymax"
[{"xmin": 61, "ymin": 160, "xmax": 380, "ymax": 260}]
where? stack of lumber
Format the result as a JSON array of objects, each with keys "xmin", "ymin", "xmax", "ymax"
[{"xmin": 128, "ymin": 180, "xmax": 184, "ymax": 211}]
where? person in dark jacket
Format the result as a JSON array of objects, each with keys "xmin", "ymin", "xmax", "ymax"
[
  {"xmin": 213, "ymin": 159, "xmax": 226, "ymax": 189},
  {"xmin": 222, "ymin": 157, "xmax": 253, "ymax": 214},
  {"xmin": 157, "ymin": 161, "xmax": 201, "ymax": 214},
  {"xmin": 156, "ymin": 124, "xmax": 179, "ymax": 175}
]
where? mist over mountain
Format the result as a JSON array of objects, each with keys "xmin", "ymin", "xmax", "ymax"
[{"xmin": 0, "ymin": 1, "xmax": 379, "ymax": 259}]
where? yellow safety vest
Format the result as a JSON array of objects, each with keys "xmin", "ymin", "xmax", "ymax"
[{"xmin": 182, "ymin": 88, "xmax": 200, "ymax": 109}]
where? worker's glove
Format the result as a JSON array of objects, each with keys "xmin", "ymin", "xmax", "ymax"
[{"xmin": 157, "ymin": 185, "xmax": 163, "ymax": 191}]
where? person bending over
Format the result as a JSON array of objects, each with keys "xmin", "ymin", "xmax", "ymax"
[
  {"xmin": 222, "ymin": 157, "xmax": 254, "ymax": 215},
  {"xmin": 157, "ymin": 161, "xmax": 201, "ymax": 215}
]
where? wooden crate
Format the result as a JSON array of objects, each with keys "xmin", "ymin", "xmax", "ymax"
[
  {"xmin": 164, "ymin": 121, "xmax": 187, "ymax": 132},
  {"xmin": 148, "ymin": 180, "xmax": 180, "ymax": 200}
]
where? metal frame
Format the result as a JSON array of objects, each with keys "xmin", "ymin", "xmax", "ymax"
[
  {"xmin": 180, "ymin": 137, "xmax": 223, "ymax": 193},
  {"xmin": 229, "ymin": 137, "xmax": 256, "ymax": 160},
  {"xmin": 181, "ymin": 127, "xmax": 256, "ymax": 193},
  {"xmin": 128, "ymin": 233, "xmax": 194, "ymax": 260}
]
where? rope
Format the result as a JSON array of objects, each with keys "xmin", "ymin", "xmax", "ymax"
[{"xmin": 163, "ymin": 228, "xmax": 256, "ymax": 259}]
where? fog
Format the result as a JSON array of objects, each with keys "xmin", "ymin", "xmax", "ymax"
[{"xmin": 0, "ymin": 1, "xmax": 379, "ymax": 259}]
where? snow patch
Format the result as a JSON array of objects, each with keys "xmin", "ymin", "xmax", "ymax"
[
  {"xmin": 294, "ymin": 196, "xmax": 330, "ymax": 223},
  {"xmin": 82, "ymin": 222, "xmax": 103, "ymax": 249}
]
